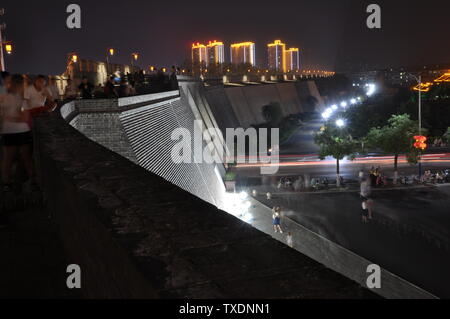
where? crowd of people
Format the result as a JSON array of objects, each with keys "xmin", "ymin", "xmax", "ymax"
[
  {"xmin": 0, "ymin": 65, "xmax": 183, "ymax": 228},
  {"xmin": 0, "ymin": 72, "xmax": 57, "ymax": 228},
  {"xmin": 421, "ymin": 169, "xmax": 450, "ymax": 184},
  {"xmin": 63, "ymin": 66, "xmax": 181, "ymax": 100},
  {"xmin": 367, "ymin": 167, "xmax": 388, "ymax": 187}
]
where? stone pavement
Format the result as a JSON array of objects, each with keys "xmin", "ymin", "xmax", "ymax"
[
  {"xmin": 237, "ymin": 194, "xmax": 436, "ymax": 299},
  {"xmin": 0, "ymin": 202, "xmax": 79, "ymax": 299}
]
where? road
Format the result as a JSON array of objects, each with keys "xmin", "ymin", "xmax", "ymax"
[
  {"xmin": 235, "ymin": 119, "xmax": 450, "ymax": 180},
  {"xmin": 234, "ymin": 121, "xmax": 450, "ymax": 297}
]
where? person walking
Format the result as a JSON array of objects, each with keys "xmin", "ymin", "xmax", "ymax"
[
  {"xmin": 1, "ymin": 75, "xmax": 37, "ymax": 193},
  {"xmin": 358, "ymin": 168, "xmax": 365, "ymax": 182},
  {"xmin": 272, "ymin": 207, "xmax": 283, "ymax": 233},
  {"xmin": 361, "ymin": 197, "xmax": 374, "ymax": 223}
]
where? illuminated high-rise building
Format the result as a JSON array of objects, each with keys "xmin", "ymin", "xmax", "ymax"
[
  {"xmin": 267, "ymin": 40, "xmax": 286, "ymax": 72},
  {"xmin": 284, "ymin": 48, "xmax": 300, "ymax": 72},
  {"xmin": 192, "ymin": 43, "xmax": 207, "ymax": 67},
  {"xmin": 230, "ymin": 42, "xmax": 256, "ymax": 66},
  {"xmin": 206, "ymin": 40, "xmax": 225, "ymax": 66}
]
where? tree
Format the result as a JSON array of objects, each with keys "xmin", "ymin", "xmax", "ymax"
[
  {"xmin": 262, "ymin": 102, "xmax": 283, "ymax": 126},
  {"xmin": 365, "ymin": 114, "xmax": 419, "ymax": 184},
  {"xmin": 314, "ymin": 124, "xmax": 359, "ymax": 187}
]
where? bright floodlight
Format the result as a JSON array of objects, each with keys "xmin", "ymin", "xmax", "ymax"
[
  {"xmin": 322, "ymin": 108, "xmax": 333, "ymax": 120},
  {"xmin": 340, "ymin": 101, "xmax": 348, "ymax": 108},
  {"xmin": 331, "ymin": 104, "xmax": 338, "ymax": 110},
  {"xmin": 350, "ymin": 98, "xmax": 357, "ymax": 105},
  {"xmin": 239, "ymin": 191, "xmax": 248, "ymax": 200},
  {"xmin": 366, "ymin": 83, "xmax": 376, "ymax": 96},
  {"xmin": 336, "ymin": 119, "xmax": 345, "ymax": 127}
]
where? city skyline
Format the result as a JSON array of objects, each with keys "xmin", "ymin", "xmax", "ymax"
[
  {"xmin": 192, "ymin": 39, "xmax": 300, "ymax": 71},
  {"xmin": 1, "ymin": 0, "xmax": 450, "ymax": 75}
]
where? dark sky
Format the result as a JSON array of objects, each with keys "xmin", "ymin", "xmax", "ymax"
[{"xmin": 1, "ymin": 0, "xmax": 450, "ymax": 74}]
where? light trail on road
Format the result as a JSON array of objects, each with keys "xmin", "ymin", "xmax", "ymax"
[{"xmin": 235, "ymin": 153, "xmax": 450, "ymax": 169}]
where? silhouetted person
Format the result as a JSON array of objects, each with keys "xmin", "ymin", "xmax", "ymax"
[
  {"xmin": 105, "ymin": 76, "xmax": 118, "ymax": 98},
  {"xmin": 78, "ymin": 77, "xmax": 94, "ymax": 99},
  {"xmin": 170, "ymin": 66, "xmax": 179, "ymax": 90}
]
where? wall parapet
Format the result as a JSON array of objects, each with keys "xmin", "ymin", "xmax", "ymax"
[{"xmin": 32, "ymin": 103, "xmax": 376, "ymax": 298}]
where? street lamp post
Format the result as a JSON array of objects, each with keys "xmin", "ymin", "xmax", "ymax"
[
  {"xmin": 131, "ymin": 53, "xmax": 139, "ymax": 68},
  {"xmin": 0, "ymin": 8, "xmax": 6, "ymax": 72},
  {"xmin": 418, "ymin": 75, "xmax": 423, "ymax": 178},
  {"xmin": 106, "ymin": 48, "xmax": 114, "ymax": 65},
  {"xmin": 413, "ymin": 74, "xmax": 423, "ymax": 178}
]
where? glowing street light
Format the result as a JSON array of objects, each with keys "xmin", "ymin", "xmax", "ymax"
[
  {"xmin": 336, "ymin": 119, "xmax": 345, "ymax": 128},
  {"xmin": 71, "ymin": 54, "xmax": 78, "ymax": 63},
  {"xmin": 109, "ymin": 48, "xmax": 115, "ymax": 56},
  {"xmin": 340, "ymin": 101, "xmax": 348, "ymax": 108},
  {"xmin": 131, "ymin": 52, "xmax": 139, "ymax": 67},
  {"xmin": 321, "ymin": 112, "xmax": 331, "ymax": 120},
  {"xmin": 331, "ymin": 104, "xmax": 338, "ymax": 110},
  {"xmin": 350, "ymin": 98, "xmax": 357, "ymax": 105},
  {"xmin": 322, "ymin": 108, "xmax": 333, "ymax": 120},
  {"xmin": 5, "ymin": 43, "xmax": 12, "ymax": 55}
]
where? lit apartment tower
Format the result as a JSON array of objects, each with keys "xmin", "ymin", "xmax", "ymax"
[
  {"xmin": 230, "ymin": 42, "xmax": 256, "ymax": 66},
  {"xmin": 267, "ymin": 40, "xmax": 286, "ymax": 72},
  {"xmin": 206, "ymin": 40, "xmax": 225, "ymax": 66},
  {"xmin": 284, "ymin": 48, "xmax": 300, "ymax": 72},
  {"xmin": 192, "ymin": 43, "xmax": 208, "ymax": 67}
]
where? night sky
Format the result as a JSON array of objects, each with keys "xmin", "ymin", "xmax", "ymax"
[{"xmin": 1, "ymin": 0, "xmax": 450, "ymax": 75}]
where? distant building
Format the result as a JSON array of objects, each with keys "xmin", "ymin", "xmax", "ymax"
[
  {"xmin": 268, "ymin": 40, "xmax": 286, "ymax": 73},
  {"xmin": 347, "ymin": 70, "xmax": 379, "ymax": 87},
  {"xmin": 230, "ymin": 42, "xmax": 256, "ymax": 66},
  {"xmin": 206, "ymin": 40, "xmax": 225, "ymax": 66},
  {"xmin": 284, "ymin": 48, "xmax": 300, "ymax": 72},
  {"xmin": 192, "ymin": 43, "xmax": 208, "ymax": 67}
]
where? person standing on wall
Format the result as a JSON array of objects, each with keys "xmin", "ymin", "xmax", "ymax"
[{"xmin": 78, "ymin": 76, "xmax": 94, "ymax": 99}]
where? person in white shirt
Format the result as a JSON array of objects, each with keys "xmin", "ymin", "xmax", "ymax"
[
  {"xmin": 24, "ymin": 75, "xmax": 54, "ymax": 110},
  {"xmin": 23, "ymin": 75, "xmax": 56, "ymax": 129},
  {"xmin": 0, "ymin": 74, "xmax": 36, "ymax": 191}
]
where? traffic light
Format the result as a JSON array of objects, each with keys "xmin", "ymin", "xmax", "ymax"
[{"xmin": 414, "ymin": 135, "xmax": 427, "ymax": 150}]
